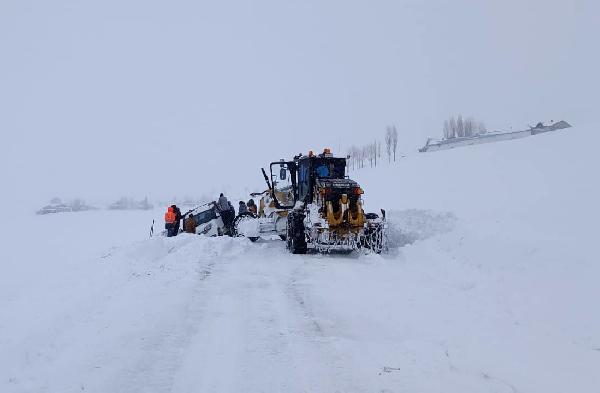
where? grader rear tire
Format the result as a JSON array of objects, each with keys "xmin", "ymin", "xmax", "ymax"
[{"xmin": 286, "ymin": 212, "xmax": 307, "ymax": 254}]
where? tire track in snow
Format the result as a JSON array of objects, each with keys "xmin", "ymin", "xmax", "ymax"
[
  {"xmin": 108, "ymin": 237, "xmax": 243, "ymax": 393},
  {"xmin": 284, "ymin": 259, "xmax": 371, "ymax": 392},
  {"xmin": 111, "ymin": 259, "xmax": 218, "ymax": 393},
  {"xmin": 6, "ymin": 236, "xmax": 236, "ymax": 393},
  {"xmin": 286, "ymin": 269, "xmax": 324, "ymax": 337},
  {"xmin": 165, "ymin": 241, "xmax": 369, "ymax": 393}
]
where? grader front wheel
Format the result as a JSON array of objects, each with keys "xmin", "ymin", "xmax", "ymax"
[{"xmin": 286, "ymin": 213, "xmax": 307, "ymax": 254}]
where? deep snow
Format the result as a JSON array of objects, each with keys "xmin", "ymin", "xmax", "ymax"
[{"xmin": 1, "ymin": 126, "xmax": 599, "ymax": 392}]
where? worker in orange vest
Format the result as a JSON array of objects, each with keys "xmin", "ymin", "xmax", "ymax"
[{"xmin": 164, "ymin": 206, "xmax": 177, "ymax": 237}]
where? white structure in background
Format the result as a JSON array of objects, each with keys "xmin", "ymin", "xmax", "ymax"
[{"xmin": 419, "ymin": 120, "xmax": 572, "ymax": 152}]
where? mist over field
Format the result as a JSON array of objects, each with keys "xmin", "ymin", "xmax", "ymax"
[{"xmin": 2, "ymin": 0, "xmax": 598, "ymax": 207}]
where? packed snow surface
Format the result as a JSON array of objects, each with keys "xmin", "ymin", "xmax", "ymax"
[{"xmin": 2, "ymin": 127, "xmax": 599, "ymax": 392}]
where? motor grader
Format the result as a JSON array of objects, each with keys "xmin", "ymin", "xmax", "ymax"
[{"xmin": 261, "ymin": 149, "xmax": 387, "ymax": 253}]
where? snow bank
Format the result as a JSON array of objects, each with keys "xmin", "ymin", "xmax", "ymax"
[
  {"xmin": 0, "ymin": 210, "xmax": 254, "ymax": 393},
  {"xmin": 386, "ymin": 209, "xmax": 457, "ymax": 248}
]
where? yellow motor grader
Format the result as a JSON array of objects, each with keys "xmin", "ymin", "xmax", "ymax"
[{"xmin": 263, "ymin": 149, "xmax": 387, "ymax": 253}]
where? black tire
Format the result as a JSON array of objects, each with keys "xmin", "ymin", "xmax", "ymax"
[
  {"xmin": 363, "ymin": 225, "xmax": 384, "ymax": 254},
  {"xmin": 279, "ymin": 235, "xmax": 287, "ymax": 241},
  {"xmin": 233, "ymin": 212, "xmax": 259, "ymax": 239},
  {"xmin": 286, "ymin": 212, "xmax": 307, "ymax": 254}
]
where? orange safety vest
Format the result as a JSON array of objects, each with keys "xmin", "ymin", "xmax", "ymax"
[{"xmin": 164, "ymin": 208, "xmax": 176, "ymax": 224}]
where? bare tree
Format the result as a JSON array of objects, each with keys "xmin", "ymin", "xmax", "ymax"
[
  {"xmin": 348, "ymin": 145, "xmax": 363, "ymax": 171},
  {"xmin": 347, "ymin": 146, "xmax": 355, "ymax": 171},
  {"xmin": 443, "ymin": 115, "xmax": 487, "ymax": 139},
  {"xmin": 391, "ymin": 126, "xmax": 398, "ymax": 162},
  {"xmin": 385, "ymin": 127, "xmax": 393, "ymax": 162},
  {"xmin": 369, "ymin": 143, "xmax": 374, "ymax": 167},
  {"xmin": 374, "ymin": 141, "xmax": 379, "ymax": 167},
  {"xmin": 456, "ymin": 114, "xmax": 465, "ymax": 137},
  {"xmin": 449, "ymin": 116, "xmax": 457, "ymax": 139},
  {"xmin": 443, "ymin": 120, "xmax": 451, "ymax": 139},
  {"xmin": 359, "ymin": 145, "xmax": 367, "ymax": 168},
  {"xmin": 464, "ymin": 117, "xmax": 475, "ymax": 137}
]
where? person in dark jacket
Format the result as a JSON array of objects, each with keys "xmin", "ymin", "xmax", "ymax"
[
  {"xmin": 247, "ymin": 199, "xmax": 257, "ymax": 215},
  {"xmin": 238, "ymin": 200, "xmax": 248, "ymax": 214},
  {"xmin": 184, "ymin": 213, "xmax": 197, "ymax": 234},
  {"xmin": 225, "ymin": 201, "xmax": 236, "ymax": 235},
  {"xmin": 172, "ymin": 205, "xmax": 182, "ymax": 236},
  {"xmin": 217, "ymin": 193, "xmax": 229, "ymax": 212},
  {"xmin": 214, "ymin": 194, "xmax": 234, "ymax": 236}
]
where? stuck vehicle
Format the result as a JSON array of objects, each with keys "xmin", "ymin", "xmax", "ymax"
[{"xmin": 184, "ymin": 203, "xmax": 225, "ymax": 236}]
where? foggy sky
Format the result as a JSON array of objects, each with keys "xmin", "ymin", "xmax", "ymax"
[{"xmin": 1, "ymin": 0, "xmax": 598, "ymax": 207}]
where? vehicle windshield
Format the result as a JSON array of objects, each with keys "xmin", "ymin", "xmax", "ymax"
[
  {"xmin": 314, "ymin": 159, "xmax": 345, "ymax": 179},
  {"xmin": 270, "ymin": 162, "xmax": 296, "ymax": 209},
  {"xmin": 193, "ymin": 207, "xmax": 217, "ymax": 225}
]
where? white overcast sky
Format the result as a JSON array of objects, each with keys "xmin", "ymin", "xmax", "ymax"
[{"xmin": 1, "ymin": 0, "xmax": 598, "ymax": 207}]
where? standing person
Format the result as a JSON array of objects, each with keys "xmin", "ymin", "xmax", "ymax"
[
  {"xmin": 226, "ymin": 201, "xmax": 236, "ymax": 236},
  {"xmin": 217, "ymin": 193, "xmax": 229, "ymax": 212},
  {"xmin": 238, "ymin": 200, "xmax": 248, "ymax": 214},
  {"xmin": 184, "ymin": 213, "xmax": 197, "ymax": 234},
  {"xmin": 172, "ymin": 205, "xmax": 182, "ymax": 236},
  {"xmin": 164, "ymin": 206, "xmax": 176, "ymax": 237},
  {"xmin": 216, "ymin": 193, "xmax": 232, "ymax": 235}
]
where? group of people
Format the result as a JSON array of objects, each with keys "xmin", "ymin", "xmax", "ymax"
[
  {"xmin": 234, "ymin": 199, "xmax": 257, "ymax": 215},
  {"xmin": 214, "ymin": 194, "xmax": 257, "ymax": 235},
  {"xmin": 164, "ymin": 194, "xmax": 259, "ymax": 238},
  {"xmin": 238, "ymin": 198, "xmax": 258, "ymax": 215}
]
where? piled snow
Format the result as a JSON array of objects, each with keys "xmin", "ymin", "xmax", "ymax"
[
  {"xmin": 1, "ymin": 126, "xmax": 599, "ymax": 392},
  {"xmin": 234, "ymin": 215, "xmax": 260, "ymax": 238}
]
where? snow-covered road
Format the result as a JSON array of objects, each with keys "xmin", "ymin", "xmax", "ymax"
[{"xmin": 3, "ymin": 215, "xmax": 599, "ymax": 393}]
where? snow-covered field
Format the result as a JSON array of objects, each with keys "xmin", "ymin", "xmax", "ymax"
[{"xmin": 2, "ymin": 126, "xmax": 599, "ymax": 392}]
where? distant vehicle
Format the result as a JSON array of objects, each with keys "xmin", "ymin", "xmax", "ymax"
[
  {"xmin": 36, "ymin": 203, "xmax": 72, "ymax": 215},
  {"xmin": 108, "ymin": 199, "xmax": 129, "ymax": 210}
]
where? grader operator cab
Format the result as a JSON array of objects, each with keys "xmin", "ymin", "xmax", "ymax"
[{"xmin": 266, "ymin": 149, "xmax": 387, "ymax": 253}]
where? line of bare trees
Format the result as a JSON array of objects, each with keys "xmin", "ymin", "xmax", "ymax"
[
  {"xmin": 443, "ymin": 115, "xmax": 487, "ymax": 139},
  {"xmin": 347, "ymin": 126, "xmax": 398, "ymax": 171},
  {"xmin": 385, "ymin": 126, "xmax": 399, "ymax": 162}
]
